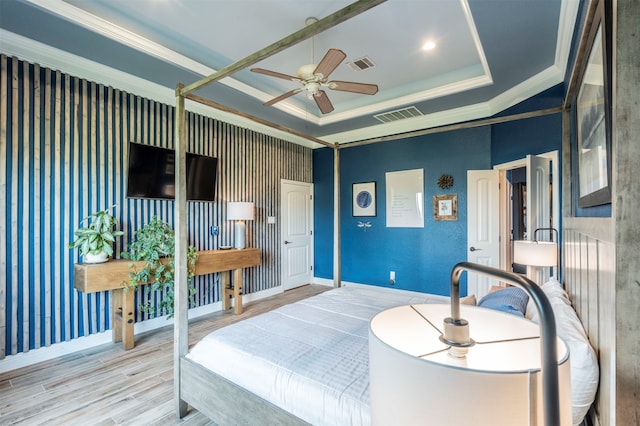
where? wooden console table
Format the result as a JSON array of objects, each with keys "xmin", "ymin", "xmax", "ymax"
[{"xmin": 74, "ymin": 248, "xmax": 260, "ymax": 350}]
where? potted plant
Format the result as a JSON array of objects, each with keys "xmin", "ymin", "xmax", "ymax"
[
  {"xmin": 121, "ymin": 216, "xmax": 198, "ymax": 318},
  {"xmin": 69, "ymin": 205, "xmax": 124, "ymax": 263}
]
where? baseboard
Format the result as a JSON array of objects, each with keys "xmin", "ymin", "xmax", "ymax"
[
  {"xmin": 0, "ymin": 332, "xmax": 114, "ymax": 374},
  {"xmin": 312, "ymin": 277, "xmax": 337, "ymax": 287},
  {"xmin": 0, "ymin": 285, "xmax": 287, "ymax": 373},
  {"xmin": 313, "ymin": 277, "xmax": 372, "ymax": 288},
  {"xmin": 312, "ymin": 277, "xmax": 448, "ymax": 301}
]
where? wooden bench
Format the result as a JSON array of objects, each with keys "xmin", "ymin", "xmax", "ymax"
[{"xmin": 74, "ymin": 248, "xmax": 260, "ymax": 350}]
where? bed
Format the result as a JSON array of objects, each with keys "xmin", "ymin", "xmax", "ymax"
[
  {"xmin": 179, "ymin": 270, "xmax": 599, "ymax": 426},
  {"xmin": 182, "ymin": 285, "xmax": 446, "ymax": 425}
]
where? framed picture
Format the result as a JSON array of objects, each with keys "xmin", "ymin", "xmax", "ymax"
[
  {"xmin": 576, "ymin": 3, "xmax": 611, "ymax": 208},
  {"xmin": 385, "ymin": 169, "xmax": 424, "ymax": 228},
  {"xmin": 433, "ymin": 194, "xmax": 457, "ymax": 221},
  {"xmin": 353, "ymin": 182, "xmax": 376, "ymax": 217}
]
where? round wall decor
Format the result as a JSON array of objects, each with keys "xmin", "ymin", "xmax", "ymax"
[{"xmin": 437, "ymin": 174, "xmax": 454, "ymax": 189}]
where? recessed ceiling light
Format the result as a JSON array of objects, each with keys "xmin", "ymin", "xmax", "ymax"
[{"xmin": 422, "ymin": 40, "xmax": 436, "ymax": 51}]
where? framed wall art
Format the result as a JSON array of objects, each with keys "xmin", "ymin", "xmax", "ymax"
[
  {"xmin": 575, "ymin": 3, "xmax": 611, "ymax": 208},
  {"xmin": 433, "ymin": 194, "xmax": 458, "ymax": 221},
  {"xmin": 352, "ymin": 182, "xmax": 376, "ymax": 217},
  {"xmin": 385, "ymin": 169, "xmax": 424, "ymax": 228}
]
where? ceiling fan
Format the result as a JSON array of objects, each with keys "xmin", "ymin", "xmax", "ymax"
[{"xmin": 251, "ymin": 42, "xmax": 378, "ymax": 114}]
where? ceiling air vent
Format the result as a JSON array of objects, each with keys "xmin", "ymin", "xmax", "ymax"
[
  {"xmin": 347, "ymin": 56, "xmax": 376, "ymax": 71},
  {"xmin": 374, "ymin": 106, "xmax": 423, "ymax": 123}
]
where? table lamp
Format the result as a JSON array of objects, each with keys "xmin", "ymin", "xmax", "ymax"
[
  {"xmin": 369, "ymin": 262, "xmax": 571, "ymax": 426},
  {"xmin": 514, "ymin": 227, "xmax": 559, "ymax": 283},
  {"xmin": 227, "ymin": 202, "xmax": 254, "ymax": 249}
]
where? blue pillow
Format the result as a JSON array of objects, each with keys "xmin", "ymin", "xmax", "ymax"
[{"xmin": 477, "ymin": 287, "xmax": 529, "ymax": 317}]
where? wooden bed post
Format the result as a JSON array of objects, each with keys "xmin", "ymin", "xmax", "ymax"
[
  {"xmin": 333, "ymin": 144, "xmax": 341, "ymax": 287},
  {"xmin": 170, "ymin": 1, "xmax": 389, "ymax": 421},
  {"xmin": 173, "ymin": 83, "xmax": 189, "ymax": 418}
]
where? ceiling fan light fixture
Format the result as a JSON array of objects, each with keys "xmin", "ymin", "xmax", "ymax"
[
  {"xmin": 305, "ymin": 82, "xmax": 321, "ymax": 97},
  {"xmin": 296, "ymin": 64, "xmax": 318, "ymax": 80}
]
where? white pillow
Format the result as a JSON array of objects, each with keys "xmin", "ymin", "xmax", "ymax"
[
  {"xmin": 531, "ymin": 279, "xmax": 599, "ymax": 425},
  {"xmin": 529, "ymin": 278, "xmax": 571, "ymax": 321}
]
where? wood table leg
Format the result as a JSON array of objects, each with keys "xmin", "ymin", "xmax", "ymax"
[
  {"xmin": 232, "ymin": 268, "xmax": 243, "ymax": 315},
  {"xmin": 122, "ymin": 289, "xmax": 135, "ymax": 350},
  {"xmin": 221, "ymin": 271, "xmax": 231, "ymax": 311},
  {"xmin": 112, "ymin": 288, "xmax": 135, "ymax": 350},
  {"xmin": 112, "ymin": 288, "xmax": 123, "ymax": 344}
]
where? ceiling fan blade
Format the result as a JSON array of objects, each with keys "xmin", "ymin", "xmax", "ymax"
[
  {"xmin": 314, "ymin": 90, "xmax": 334, "ymax": 114},
  {"xmin": 264, "ymin": 88, "xmax": 303, "ymax": 106},
  {"xmin": 251, "ymin": 68, "xmax": 299, "ymax": 82},
  {"xmin": 313, "ymin": 48, "xmax": 347, "ymax": 80},
  {"xmin": 328, "ymin": 80, "xmax": 379, "ymax": 95}
]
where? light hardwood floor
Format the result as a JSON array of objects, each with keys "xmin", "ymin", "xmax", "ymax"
[{"xmin": 0, "ymin": 284, "xmax": 330, "ymax": 425}]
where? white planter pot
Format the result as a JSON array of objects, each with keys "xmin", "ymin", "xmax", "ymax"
[{"xmin": 84, "ymin": 252, "xmax": 109, "ymax": 264}]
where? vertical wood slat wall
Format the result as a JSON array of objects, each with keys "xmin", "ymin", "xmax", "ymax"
[
  {"xmin": 0, "ymin": 55, "xmax": 312, "ymax": 359},
  {"xmin": 562, "ymin": 218, "xmax": 615, "ymax": 426}
]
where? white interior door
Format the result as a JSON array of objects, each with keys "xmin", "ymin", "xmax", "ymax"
[
  {"xmin": 281, "ymin": 180, "xmax": 313, "ymax": 291},
  {"xmin": 525, "ymin": 154, "xmax": 551, "ymax": 283},
  {"xmin": 467, "ymin": 170, "xmax": 500, "ymax": 299}
]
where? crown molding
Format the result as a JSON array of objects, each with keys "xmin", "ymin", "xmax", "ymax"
[
  {"xmin": 317, "ymin": 74, "xmax": 493, "ymax": 127},
  {"xmin": 322, "ymin": 64, "xmax": 563, "ymax": 144},
  {"xmin": 488, "ymin": 65, "xmax": 564, "ymax": 113},
  {"xmin": 555, "ymin": 0, "xmax": 581, "ymax": 76},
  {"xmin": 27, "ymin": 0, "xmax": 212, "ymax": 75},
  {"xmin": 323, "ymin": 102, "xmax": 492, "ymax": 144},
  {"xmin": 0, "ymin": 29, "xmax": 318, "ymax": 148},
  {"xmin": 25, "ymin": 0, "xmax": 313, "ymax": 124}
]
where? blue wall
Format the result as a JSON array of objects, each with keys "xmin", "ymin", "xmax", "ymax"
[
  {"xmin": 314, "ymin": 90, "xmax": 566, "ymax": 297},
  {"xmin": 492, "ymin": 85, "xmax": 564, "ymax": 166},
  {"xmin": 313, "ymin": 148, "xmax": 335, "ymax": 279},
  {"xmin": 314, "ymin": 126, "xmax": 491, "ymax": 296}
]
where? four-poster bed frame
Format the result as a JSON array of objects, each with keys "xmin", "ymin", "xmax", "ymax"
[
  {"xmin": 170, "ymin": 0, "xmax": 584, "ymax": 423},
  {"xmin": 172, "ymin": 0, "xmax": 386, "ymax": 421}
]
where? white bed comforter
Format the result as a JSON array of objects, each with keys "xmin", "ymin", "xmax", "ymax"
[{"xmin": 186, "ymin": 285, "xmax": 445, "ymax": 425}]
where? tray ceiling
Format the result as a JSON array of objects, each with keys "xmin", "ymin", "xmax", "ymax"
[{"xmin": 0, "ymin": 0, "xmax": 580, "ymax": 147}]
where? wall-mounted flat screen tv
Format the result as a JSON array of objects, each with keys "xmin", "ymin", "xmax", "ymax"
[{"xmin": 126, "ymin": 142, "xmax": 217, "ymax": 202}]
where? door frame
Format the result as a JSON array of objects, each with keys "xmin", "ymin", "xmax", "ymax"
[
  {"xmin": 493, "ymin": 150, "xmax": 559, "ymax": 274},
  {"xmin": 280, "ymin": 179, "xmax": 314, "ymax": 291}
]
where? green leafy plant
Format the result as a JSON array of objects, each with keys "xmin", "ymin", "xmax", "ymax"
[
  {"xmin": 68, "ymin": 205, "xmax": 124, "ymax": 257},
  {"xmin": 121, "ymin": 216, "xmax": 199, "ymax": 318}
]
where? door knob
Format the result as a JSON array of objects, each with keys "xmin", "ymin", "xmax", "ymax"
[
  {"xmin": 284, "ymin": 240, "xmax": 292, "ymax": 244},
  {"xmin": 469, "ymin": 246, "xmax": 482, "ymax": 252}
]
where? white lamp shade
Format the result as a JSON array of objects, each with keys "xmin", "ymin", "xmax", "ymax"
[
  {"xmin": 227, "ymin": 202, "xmax": 254, "ymax": 221},
  {"xmin": 369, "ymin": 304, "xmax": 571, "ymax": 425},
  {"xmin": 513, "ymin": 240, "xmax": 557, "ymax": 267},
  {"xmin": 227, "ymin": 202, "xmax": 254, "ymax": 249}
]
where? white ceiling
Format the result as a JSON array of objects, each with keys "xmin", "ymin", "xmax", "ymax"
[{"xmin": 0, "ymin": 0, "xmax": 580, "ymax": 147}]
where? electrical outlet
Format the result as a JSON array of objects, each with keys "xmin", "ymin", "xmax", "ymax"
[
  {"xmin": 389, "ymin": 271, "xmax": 396, "ymax": 285},
  {"xmin": 210, "ymin": 226, "xmax": 219, "ymax": 236}
]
